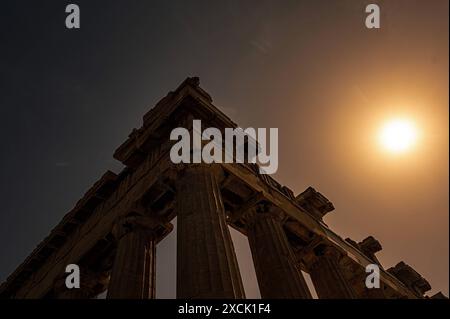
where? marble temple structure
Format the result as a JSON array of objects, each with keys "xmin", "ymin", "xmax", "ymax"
[{"xmin": 0, "ymin": 78, "xmax": 445, "ymax": 299}]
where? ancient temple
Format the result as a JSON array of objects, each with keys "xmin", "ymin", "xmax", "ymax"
[{"xmin": 0, "ymin": 78, "xmax": 444, "ymax": 299}]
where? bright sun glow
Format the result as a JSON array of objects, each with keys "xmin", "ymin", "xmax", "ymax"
[{"xmin": 378, "ymin": 119, "xmax": 418, "ymax": 154}]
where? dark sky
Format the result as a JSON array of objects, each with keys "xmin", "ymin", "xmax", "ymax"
[{"xmin": 0, "ymin": 0, "xmax": 448, "ymax": 298}]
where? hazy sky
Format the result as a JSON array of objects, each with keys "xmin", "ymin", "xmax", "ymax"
[{"xmin": 0, "ymin": 0, "xmax": 448, "ymax": 297}]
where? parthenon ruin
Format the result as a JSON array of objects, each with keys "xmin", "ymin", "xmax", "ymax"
[{"xmin": 0, "ymin": 78, "xmax": 445, "ymax": 299}]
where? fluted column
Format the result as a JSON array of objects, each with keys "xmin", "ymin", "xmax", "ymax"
[
  {"xmin": 245, "ymin": 204, "xmax": 312, "ymax": 299},
  {"xmin": 107, "ymin": 215, "xmax": 158, "ymax": 299},
  {"xmin": 176, "ymin": 164, "xmax": 245, "ymax": 298},
  {"xmin": 309, "ymin": 245, "xmax": 357, "ymax": 299}
]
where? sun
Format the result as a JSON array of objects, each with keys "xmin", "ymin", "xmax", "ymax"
[{"xmin": 378, "ymin": 118, "xmax": 418, "ymax": 154}]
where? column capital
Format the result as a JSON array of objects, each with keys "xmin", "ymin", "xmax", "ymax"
[
  {"xmin": 112, "ymin": 213, "xmax": 172, "ymax": 242},
  {"xmin": 310, "ymin": 243, "xmax": 346, "ymax": 270},
  {"xmin": 303, "ymin": 241, "xmax": 345, "ymax": 270},
  {"xmin": 243, "ymin": 202, "xmax": 286, "ymax": 228},
  {"xmin": 172, "ymin": 163, "xmax": 225, "ymax": 180}
]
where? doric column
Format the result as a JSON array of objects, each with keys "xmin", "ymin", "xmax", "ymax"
[
  {"xmin": 309, "ymin": 245, "xmax": 357, "ymax": 299},
  {"xmin": 176, "ymin": 164, "xmax": 245, "ymax": 298},
  {"xmin": 107, "ymin": 215, "xmax": 160, "ymax": 299},
  {"xmin": 245, "ymin": 204, "xmax": 312, "ymax": 299}
]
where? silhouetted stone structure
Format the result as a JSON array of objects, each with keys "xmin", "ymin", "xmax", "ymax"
[{"xmin": 0, "ymin": 78, "xmax": 445, "ymax": 299}]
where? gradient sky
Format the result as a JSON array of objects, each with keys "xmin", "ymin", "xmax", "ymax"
[{"xmin": 0, "ymin": 0, "xmax": 448, "ymax": 298}]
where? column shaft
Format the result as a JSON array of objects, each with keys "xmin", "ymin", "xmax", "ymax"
[
  {"xmin": 247, "ymin": 208, "xmax": 312, "ymax": 299},
  {"xmin": 107, "ymin": 227, "xmax": 156, "ymax": 299},
  {"xmin": 176, "ymin": 165, "xmax": 245, "ymax": 298},
  {"xmin": 309, "ymin": 246, "xmax": 357, "ymax": 299}
]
